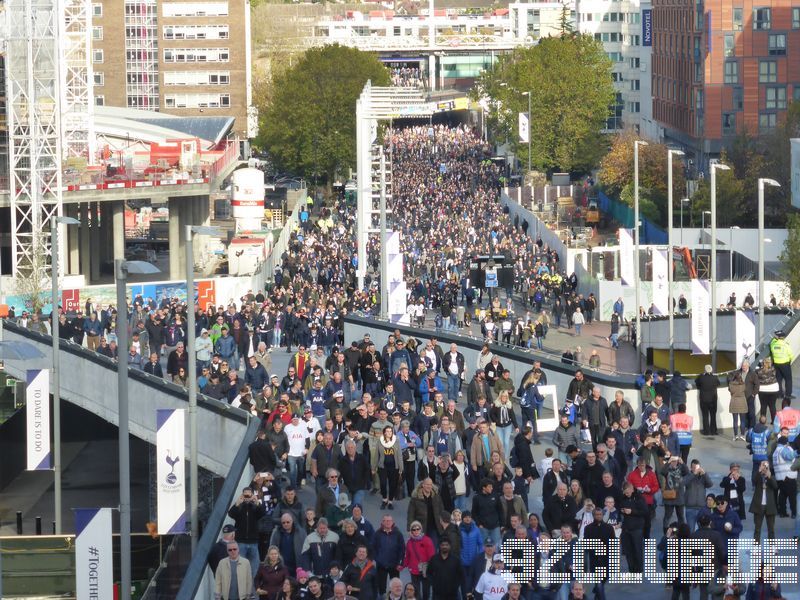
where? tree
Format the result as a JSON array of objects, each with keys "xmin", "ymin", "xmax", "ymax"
[
  {"xmin": 256, "ymin": 44, "xmax": 390, "ymax": 184},
  {"xmin": 688, "ymin": 169, "xmax": 747, "ymax": 228},
  {"xmin": 780, "ymin": 213, "xmax": 800, "ymax": 299},
  {"xmin": 474, "ymin": 34, "xmax": 615, "ymax": 173},
  {"xmin": 598, "ymin": 130, "xmax": 685, "ymax": 225}
]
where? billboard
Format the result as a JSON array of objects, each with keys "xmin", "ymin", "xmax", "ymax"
[{"xmin": 642, "ymin": 9, "xmax": 653, "ymax": 46}]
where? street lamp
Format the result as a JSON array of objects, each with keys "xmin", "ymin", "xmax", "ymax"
[
  {"xmin": 710, "ymin": 162, "xmax": 730, "ymax": 370},
  {"xmin": 701, "ymin": 210, "xmax": 711, "ymax": 249},
  {"xmin": 668, "ymin": 149, "xmax": 684, "ymax": 373},
  {"xmin": 521, "ymin": 91, "xmax": 532, "ymax": 178},
  {"xmin": 115, "ymin": 259, "xmax": 160, "ymax": 600},
  {"xmin": 758, "ymin": 178, "xmax": 781, "ymax": 351},
  {"xmin": 50, "ymin": 215, "xmax": 80, "ymax": 535},
  {"xmin": 634, "ymin": 140, "xmax": 648, "ymax": 367},
  {"xmin": 185, "ymin": 224, "xmax": 221, "ymax": 554},
  {"xmin": 680, "ymin": 198, "xmax": 690, "ymax": 245},
  {"xmin": 729, "ymin": 226, "xmax": 740, "ymax": 280}
]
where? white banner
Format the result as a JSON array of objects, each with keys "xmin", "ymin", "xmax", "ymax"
[
  {"xmin": 619, "ymin": 228, "xmax": 634, "ymax": 286},
  {"xmin": 518, "ymin": 112, "xmax": 529, "ymax": 144},
  {"xmin": 735, "ymin": 309, "xmax": 756, "ymax": 366},
  {"xmin": 26, "ymin": 369, "xmax": 50, "ymax": 470},
  {"xmin": 157, "ymin": 408, "xmax": 186, "ymax": 534},
  {"xmin": 691, "ymin": 279, "xmax": 710, "ymax": 355},
  {"xmin": 75, "ymin": 508, "xmax": 113, "ymax": 600},
  {"xmin": 652, "ymin": 249, "xmax": 669, "ymax": 315}
]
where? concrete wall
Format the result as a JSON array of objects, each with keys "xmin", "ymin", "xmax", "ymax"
[
  {"xmin": 343, "ymin": 315, "xmax": 738, "ymax": 431},
  {"xmin": 2, "ymin": 323, "xmax": 253, "ymax": 476}
]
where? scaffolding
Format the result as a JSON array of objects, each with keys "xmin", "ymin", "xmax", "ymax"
[
  {"xmin": 60, "ymin": 0, "xmax": 95, "ymax": 164},
  {"xmin": 5, "ymin": 0, "xmax": 64, "ymax": 277},
  {"xmin": 124, "ymin": 0, "xmax": 159, "ymax": 110}
]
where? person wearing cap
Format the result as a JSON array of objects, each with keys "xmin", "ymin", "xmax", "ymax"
[
  {"xmin": 769, "ymin": 330, "xmax": 794, "ymax": 401},
  {"xmin": 208, "ymin": 523, "xmax": 237, "ymax": 574},
  {"xmin": 468, "ymin": 536, "xmax": 497, "ymax": 592},
  {"xmin": 474, "ymin": 553, "xmax": 507, "ymax": 600},
  {"xmin": 709, "ymin": 494, "xmax": 742, "ymax": 543}
]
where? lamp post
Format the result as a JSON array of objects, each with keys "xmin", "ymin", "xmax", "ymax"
[
  {"xmin": 668, "ymin": 150, "xmax": 684, "ymax": 373},
  {"xmin": 521, "ymin": 91, "xmax": 532, "ymax": 178},
  {"xmin": 634, "ymin": 140, "xmax": 648, "ymax": 366},
  {"xmin": 728, "ymin": 226, "xmax": 740, "ymax": 280},
  {"xmin": 680, "ymin": 198, "xmax": 690, "ymax": 245},
  {"xmin": 758, "ymin": 178, "xmax": 780, "ymax": 351},
  {"xmin": 710, "ymin": 162, "xmax": 730, "ymax": 370},
  {"xmin": 115, "ymin": 259, "xmax": 160, "ymax": 600},
  {"xmin": 701, "ymin": 210, "xmax": 711, "ymax": 249},
  {"xmin": 50, "ymin": 215, "xmax": 80, "ymax": 534},
  {"xmin": 185, "ymin": 224, "xmax": 221, "ymax": 554}
]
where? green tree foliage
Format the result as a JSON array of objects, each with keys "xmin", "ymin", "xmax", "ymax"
[
  {"xmin": 256, "ymin": 44, "xmax": 390, "ymax": 183},
  {"xmin": 690, "ymin": 101, "xmax": 800, "ymax": 227},
  {"xmin": 780, "ymin": 213, "xmax": 800, "ymax": 299},
  {"xmin": 474, "ymin": 34, "xmax": 615, "ymax": 173},
  {"xmin": 598, "ymin": 130, "xmax": 685, "ymax": 226}
]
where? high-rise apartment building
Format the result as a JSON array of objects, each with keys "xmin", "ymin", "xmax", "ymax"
[
  {"xmin": 652, "ymin": 0, "xmax": 800, "ymax": 165},
  {"xmin": 91, "ymin": 0, "xmax": 253, "ymax": 139},
  {"xmin": 576, "ymin": 0, "xmax": 658, "ymax": 136}
]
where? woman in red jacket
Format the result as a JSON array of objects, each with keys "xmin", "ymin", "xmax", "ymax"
[
  {"xmin": 402, "ymin": 521, "xmax": 435, "ymax": 600},
  {"xmin": 255, "ymin": 546, "xmax": 290, "ymax": 598},
  {"xmin": 626, "ymin": 457, "xmax": 660, "ymax": 538}
]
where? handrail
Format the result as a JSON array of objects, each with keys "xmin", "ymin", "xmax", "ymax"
[{"xmin": 176, "ymin": 416, "xmax": 260, "ymax": 600}]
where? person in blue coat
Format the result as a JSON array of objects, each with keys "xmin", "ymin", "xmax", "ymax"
[
  {"xmin": 458, "ymin": 510, "xmax": 484, "ymax": 594},
  {"xmin": 709, "ymin": 495, "xmax": 743, "ymax": 544},
  {"xmin": 371, "ymin": 515, "xmax": 406, "ymax": 597}
]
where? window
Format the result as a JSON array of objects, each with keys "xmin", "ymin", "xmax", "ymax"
[
  {"xmin": 630, "ymin": 57, "xmax": 640, "ymax": 69},
  {"xmin": 766, "ymin": 87, "xmax": 786, "ymax": 109},
  {"xmin": 631, "ymin": 79, "xmax": 640, "ymax": 91},
  {"xmin": 93, "ymin": 72, "xmax": 104, "ymax": 86},
  {"xmin": 94, "ymin": 95, "xmax": 105, "ymax": 106},
  {"xmin": 759, "ymin": 113, "xmax": 777, "ymax": 132},
  {"xmin": 628, "ymin": 101, "xmax": 640, "ymax": 113},
  {"xmin": 733, "ymin": 7, "xmax": 743, "ymax": 30},
  {"xmin": 724, "ymin": 61, "xmax": 738, "ymax": 84},
  {"xmin": 162, "ymin": 2, "xmax": 228, "ymax": 17},
  {"xmin": 92, "ymin": 26, "xmax": 103, "ymax": 40},
  {"xmin": 724, "ymin": 34, "xmax": 735, "ymax": 57},
  {"xmin": 696, "ymin": 89, "xmax": 704, "ymax": 109},
  {"xmin": 794, "ymin": 8, "xmax": 800, "ymax": 28},
  {"xmin": 92, "ymin": 49, "xmax": 103, "ymax": 63},
  {"xmin": 722, "ymin": 113, "xmax": 736, "ymax": 135},
  {"xmin": 92, "ymin": 3, "xmax": 102, "ymax": 17},
  {"xmin": 768, "ymin": 34, "xmax": 786, "ymax": 55},
  {"xmin": 753, "ymin": 7, "xmax": 771, "ymax": 30},
  {"xmin": 759, "ymin": 60, "xmax": 777, "ymax": 83},
  {"xmin": 733, "ymin": 87, "xmax": 744, "ymax": 111}
]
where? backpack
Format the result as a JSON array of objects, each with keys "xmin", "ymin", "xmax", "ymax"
[{"xmin": 509, "ymin": 444, "xmax": 520, "ymax": 468}]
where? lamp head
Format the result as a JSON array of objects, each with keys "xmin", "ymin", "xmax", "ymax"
[
  {"xmin": 712, "ymin": 163, "xmax": 730, "ymax": 172},
  {"xmin": 760, "ymin": 178, "xmax": 781, "ymax": 188},
  {"xmin": 55, "ymin": 216, "xmax": 81, "ymax": 226},
  {"xmin": 669, "ymin": 149, "xmax": 684, "ymax": 156}
]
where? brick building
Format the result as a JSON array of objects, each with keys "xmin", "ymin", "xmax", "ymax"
[
  {"xmin": 91, "ymin": 0, "xmax": 254, "ymax": 139},
  {"xmin": 652, "ymin": 0, "xmax": 800, "ymax": 166}
]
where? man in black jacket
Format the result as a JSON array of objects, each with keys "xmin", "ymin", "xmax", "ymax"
[
  {"xmin": 542, "ymin": 483, "xmax": 577, "ymax": 534},
  {"xmin": 143, "ymin": 351, "xmax": 164, "ymax": 378},
  {"xmin": 249, "ymin": 429, "xmax": 277, "ymax": 474},
  {"xmin": 426, "ymin": 538, "xmax": 463, "ymax": 600},
  {"xmin": 512, "ymin": 428, "xmax": 538, "ymax": 481},
  {"xmin": 442, "ymin": 343, "xmax": 466, "ymax": 403},
  {"xmin": 227, "ymin": 487, "xmax": 266, "ymax": 578},
  {"xmin": 694, "ymin": 366, "xmax": 720, "ymax": 435},
  {"xmin": 207, "ymin": 523, "xmax": 236, "ymax": 574},
  {"xmin": 471, "ymin": 479, "xmax": 503, "ymax": 545},
  {"xmin": 582, "ymin": 508, "xmax": 615, "ymax": 599},
  {"xmin": 542, "ymin": 459, "xmax": 569, "ymax": 499},
  {"xmin": 619, "ymin": 482, "xmax": 647, "ymax": 573},
  {"xmin": 337, "ymin": 440, "xmax": 371, "ymax": 508}
]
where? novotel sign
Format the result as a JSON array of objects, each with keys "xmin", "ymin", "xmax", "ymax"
[{"xmin": 642, "ymin": 9, "xmax": 653, "ymax": 46}]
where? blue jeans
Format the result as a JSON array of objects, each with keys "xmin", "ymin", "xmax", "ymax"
[
  {"xmin": 536, "ymin": 336, "xmax": 543, "ymax": 350},
  {"xmin": 610, "ymin": 333, "xmax": 619, "ymax": 348},
  {"xmin": 575, "ymin": 324, "xmax": 582, "ymax": 336},
  {"xmin": 288, "ymin": 455, "xmax": 305, "ymax": 487},
  {"xmin": 447, "ymin": 374, "xmax": 460, "ymax": 402},
  {"xmin": 350, "ymin": 489, "xmax": 366, "ymax": 509},
  {"xmin": 454, "ymin": 495, "xmax": 468, "ymax": 511},
  {"xmin": 685, "ymin": 507, "xmax": 700, "ymax": 532},
  {"xmin": 732, "ymin": 413, "xmax": 745, "ymax": 436},
  {"xmin": 238, "ymin": 542, "xmax": 260, "ymax": 579},
  {"xmin": 479, "ymin": 526, "xmax": 501, "ymax": 546},
  {"xmin": 497, "ymin": 425, "xmax": 513, "ymax": 457}
]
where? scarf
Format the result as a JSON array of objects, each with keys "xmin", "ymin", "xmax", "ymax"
[{"xmin": 380, "ymin": 436, "xmax": 396, "ymax": 449}]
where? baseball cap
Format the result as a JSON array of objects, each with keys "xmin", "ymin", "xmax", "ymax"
[
  {"xmin": 484, "ymin": 538, "xmax": 495, "ymax": 547},
  {"xmin": 270, "ymin": 374, "xmax": 279, "ymax": 380},
  {"xmin": 493, "ymin": 553, "xmax": 504, "ymax": 562},
  {"xmin": 222, "ymin": 524, "xmax": 236, "ymax": 533}
]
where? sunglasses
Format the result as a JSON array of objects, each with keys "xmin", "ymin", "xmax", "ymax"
[{"xmin": 411, "ymin": 527, "xmax": 421, "ymax": 531}]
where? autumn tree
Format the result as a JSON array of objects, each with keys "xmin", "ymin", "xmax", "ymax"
[
  {"xmin": 474, "ymin": 34, "xmax": 615, "ymax": 174},
  {"xmin": 598, "ymin": 129, "xmax": 685, "ymax": 226}
]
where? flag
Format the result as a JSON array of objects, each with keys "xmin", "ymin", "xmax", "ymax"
[
  {"xmin": 652, "ymin": 249, "xmax": 669, "ymax": 315},
  {"xmin": 691, "ymin": 279, "xmax": 710, "ymax": 354},
  {"xmin": 27, "ymin": 369, "xmax": 50, "ymax": 470},
  {"xmin": 157, "ymin": 409, "xmax": 186, "ymax": 534},
  {"xmin": 735, "ymin": 310, "xmax": 756, "ymax": 366},
  {"xmin": 75, "ymin": 508, "xmax": 113, "ymax": 600},
  {"xmin": 518, "ymin": 113, "xmax": 529, "ymax": 144},
  {"xmin": 619, "ymin": 228, "xmax": 634, "ymax": 286}
]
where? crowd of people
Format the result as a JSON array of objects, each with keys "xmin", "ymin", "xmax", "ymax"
[
  {"xmin": 4, "ymin": 124, "xmax": 800, "ymax": 600},
  {"xmin": 389, "ymin": 66, "xmax": 424, "ymax": 89}
]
